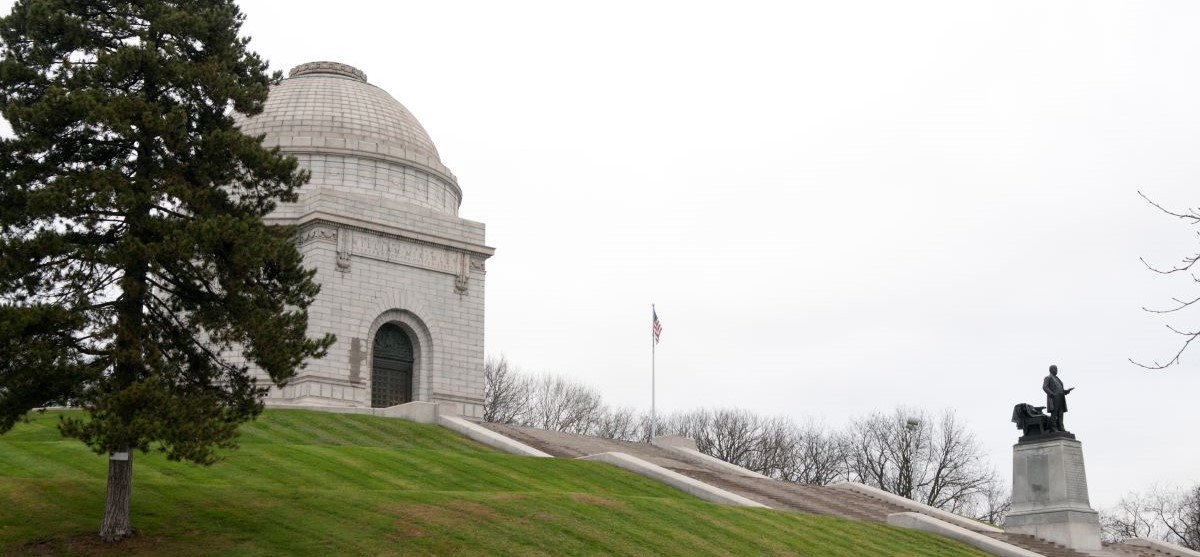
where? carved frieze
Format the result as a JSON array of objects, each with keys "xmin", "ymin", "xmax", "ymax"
[
  {"xmin": 349, "ymin": 232, "xmax": 464, "ymax": 277},
  {"xmin": 298, "ymin": 225, "xmax": 338, "ymax": 245},
  {"xmin": 301, "ymin": 223, "xmax": 484, "ymax": 282}
]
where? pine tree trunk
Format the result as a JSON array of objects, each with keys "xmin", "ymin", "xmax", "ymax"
[{"xmin": 99, "ymin": 449, "xmax": 134, "ymax": 542}]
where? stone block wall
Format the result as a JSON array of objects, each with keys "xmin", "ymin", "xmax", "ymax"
[
  {"xmin": 293, "ymin": 153, "xmax": 461, "ymax": 216},
  {"xmin": 259, "ymin": 217, "xmax": 488, "ymax": 418}
]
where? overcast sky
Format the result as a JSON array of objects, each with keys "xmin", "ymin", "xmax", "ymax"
[{"xmin": 6, "ymin": 0, "xmax": 1199, "ymax": 509}]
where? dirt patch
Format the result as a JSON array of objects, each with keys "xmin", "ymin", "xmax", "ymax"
[
  {"xmin": 386, "ymin": 500, "xmax": 501, "ymax": 523},
  {"xmin": 9, "ymin": 537, "xmax": 55, "ymax": 557},
  {"xmin": 7, "ymin": 527, "xmax": 240, "ymax": 557},
  {"xmin": 383, "ymin": 500, "xmax": 502, "ymax": 541},
  {"xmin": 11, "ymin": 531, "xmax": 165, "ymax": 556},
  {"xmin": 2, "ymin": 483, "xmax": 60, "ymax": 514},
  {"xmin": 382, "ymin": 503, "xmax": 440, "ymax": 540},
  {"xmin": 387, "ymin": 521, "xmax": 429, "ymax": 540},
  {"xmin": 443, "ymin": 500, "xmax": 502, "ymax": 521}
]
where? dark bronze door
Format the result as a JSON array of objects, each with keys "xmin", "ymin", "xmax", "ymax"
[{"xmin": 372, "ymin": 323, "xmax": 414, "ymax": 408}]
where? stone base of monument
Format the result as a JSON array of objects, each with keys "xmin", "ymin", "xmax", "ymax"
[{"xmin": 1004, "ymin": 435, "xmax": 1101, "ymax": 551}]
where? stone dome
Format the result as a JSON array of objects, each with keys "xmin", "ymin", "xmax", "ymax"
[{"xmin": 239, "ymin": 61, "xmax": 461, "ymax": 213}]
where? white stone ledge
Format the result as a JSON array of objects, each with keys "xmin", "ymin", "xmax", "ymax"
[
  {"xmin": 650, "ymin": 436, "xmax": 769, "ymax": 479},
  {"xmin": 435, "ymin": 415, "xmax": 552, "ymax": 458},
  {"xmin": 381, "ymin": 401, "xmax": 440, "ymax": 423},
  {"xmin": 264, "ymin": 401, "xmax": 376, "ymax": 414},
  {"xmin": 1122, "ymin": 537, "xmax": 1200, "ymax": 557},
  {"xmin": 1005, "ymin": 507, "xmax": 1100, "ymax": 528},
  {"xmin": 887, "ymin": 512, "xmax": 1042, "ymax": 557},
  {"xmin": 835, "ymin": 482, "xmax": 1002, "ymax": 533},
  {"xmin": 264, "ymin": 401, "xmax": 438, "ymax": 422},
  {"xmin": 288, "ymin": 209, "xmax": 492, "ymax": 256},
  {"xmin": 578, "ymin": 452, "xmax": 768, "ymax": 508}
]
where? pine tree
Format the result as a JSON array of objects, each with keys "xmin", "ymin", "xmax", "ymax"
[{"xmin": 0, "ymin": 0, "xmax": 334, "ymax": 541}]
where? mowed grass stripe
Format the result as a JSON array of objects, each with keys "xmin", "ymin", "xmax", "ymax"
[
  {"xmin": 0, "ymin": 440, "xmax": 108, "ymax": 480},
  {"xmin": 288, "ymin": 410, "xmax": 404, "ymax": 447},
  {"xmin": 238, "ymin": 410, "xmax": 489, "ymax": 451},
  {"xmin": 244, "ymin": 410, "xmax": 358, "ymax": 447},
  {"xmin": 0, "ymin": 411, "xmax": 71, "ymax": 442},
  {"xmin": 0, "ymin": 410, "xmax": 994, "ymax": 557}
]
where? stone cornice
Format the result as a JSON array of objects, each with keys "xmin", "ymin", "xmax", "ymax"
[{"xmin": 278, "ymin": 212, "xmax": 495, "ymax": 259}]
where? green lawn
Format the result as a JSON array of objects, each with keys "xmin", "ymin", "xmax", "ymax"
[{"xmin": 0, "ymin": 409, "xmax": 991, "ymax": 556}]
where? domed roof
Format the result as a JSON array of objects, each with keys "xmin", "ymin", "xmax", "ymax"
[{"xmin": 238, "ymin": 61, "xmax": 456, "ymax": 187}]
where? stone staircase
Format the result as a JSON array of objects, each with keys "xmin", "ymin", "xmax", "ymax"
[
  {"xmin": 985, "ymin": 532, "xmax": 1097, "ymax": 557},
  {"xmin": 479, "ymin": 423, "xmax": 1164, "ymax": 557},
  {"xmin": 1100, "ymin": 541, "xmax": 1186, "ymax": 557},
  {"xmin": 675, "ymin": 467, "xmax": 1096, "ymax": 557},
  {"xmin": 676, "ymin": 468, "xmax": 890, "ymax": 521}
]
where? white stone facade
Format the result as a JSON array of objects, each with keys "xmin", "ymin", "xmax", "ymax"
[{"xmin": 238, "ymin": 61, "xmax": 493, "ymax": 417}]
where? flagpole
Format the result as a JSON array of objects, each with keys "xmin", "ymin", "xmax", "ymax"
[{"xmin": 651, "ymin": 303, "xmax": 656, "ymax": 440}]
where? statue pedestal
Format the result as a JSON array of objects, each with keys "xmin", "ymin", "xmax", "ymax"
[{"xmin": 1004, "ymin": 437, "xmax": 1101, "ymax": 551}]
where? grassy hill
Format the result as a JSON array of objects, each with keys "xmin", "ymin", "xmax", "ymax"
[{"xmin": 0, "ymin": 409, "xmax": 991, "ymax": 556}]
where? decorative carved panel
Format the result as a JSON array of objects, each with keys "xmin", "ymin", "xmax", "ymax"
[
  {"xmin": 336, "ymin": 227, "xmax": 352, "ymax": 272},
  {"xmin": 350, "ymin": 233, "xmax": 460, "ymax": 276},
  {"xmin": 298, "ymin": 225, "xmax": 338, "ymax": 246}
]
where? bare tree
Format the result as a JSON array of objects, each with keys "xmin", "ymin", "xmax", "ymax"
[
  {"xmin": 661, "ymin": 408, "xmax": 714, "ymax": 451},
  {"xmin": 973, "ymin": 482, "xmax": 1012, "ymax": 527},
  {"xmin": 1182, "ymin": 485, "xmax": 1200, "ymax": 549},
  {"xmin": 482, "ymin": 359, "xmax": 645, "ymax": 439},
  {"xmin": 784, "ymin": 421, "xmax": 849, "ymax": 486},
  {"xmin": 1103, "ymin": 485, "xmax": 1200, "ymax": 550},
  {"xmin": 1133, "ymin": 191, "xmax": 1200, "ymax": 369},
  {"xmin": 845, "ymin": 409, "xmax": 922, "ymax": 498},
  {"xmin": 659, "ymin": 409, "xmax": 847, "ymax": 485},
  {"xmin": 525, "ymin": 374, "xmax": 605, "ymax": 434},
  {"xmin": 709, "ymin": 408, "xmax": 764, "ymax": 466},
  {"xmin": 923, "ymin": 411, "xmax": 999, "ymax": 514},
  {"xmin": 845, "ymin": 408, "xmax": 1001, "ymax": 517},
  {"xmin": 749, "ymin": 416, "xmax": 794, "ymax": 478},
  {"xmin": 1147, "ymin": 486, "xmax": 1199, "ymax": 549},
  {"xmin": 594, "ymin": 406, "xmax": 642, "ymax": 441},
  {"xmin": 483, "ymin": 356, "xmax": 531, "ymax": 424},
  {"xmin": 1102, "ymin": 490, "xmax": 1157, "ymax": 543},
  {"xmin": 660, "ymin": 408, "xmax": 773, "ymax": 472}
]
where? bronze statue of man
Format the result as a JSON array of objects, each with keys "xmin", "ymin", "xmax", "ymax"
[{"xmin": 1042, "ymin": 364, "xmax": 1074, "ymax": 432}]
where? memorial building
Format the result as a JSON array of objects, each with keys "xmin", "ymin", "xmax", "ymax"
[{"xmin": 237, "ymin": 61, "xmax": 493, "ymax": 418}]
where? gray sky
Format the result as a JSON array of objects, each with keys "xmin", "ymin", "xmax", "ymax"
[{"xmin": 6, "ymin": 0, "xmax": 1200, "ymax": 508}]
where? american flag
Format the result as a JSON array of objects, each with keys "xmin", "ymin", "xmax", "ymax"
[{"xmin": 652, "ymin": 308, "xmax": 663, "ymax": 344}]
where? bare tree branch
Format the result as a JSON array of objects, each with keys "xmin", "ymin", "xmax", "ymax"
[{"xmin": 1133, "ymin": 191, "xmax": 1200, "ymax": 369}]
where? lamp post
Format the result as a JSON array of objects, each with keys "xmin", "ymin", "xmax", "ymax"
[{"xmin": 904, "ymin": 417, "xmax": 921, "ymax": 500}]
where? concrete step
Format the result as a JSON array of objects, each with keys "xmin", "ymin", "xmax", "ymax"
[
  {"xmin": 669, "ymin": 467, "xmax": 911, "ymax": 523},
  {"xmin": 984, "ymin": 532, "xmax": 1095, "ymax": 557},
  {"xmin": 1101, "ymin": 540, "xmax": 1192, "ymax": 557},
  {"xmin": 480, "ymin": 423, "xmax": 703, "ymax": 469}
]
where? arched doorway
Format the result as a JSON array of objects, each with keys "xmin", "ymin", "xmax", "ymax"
[{"xmin": 372, "ymin": 323, "xmax": 414, "ymax": 407}]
